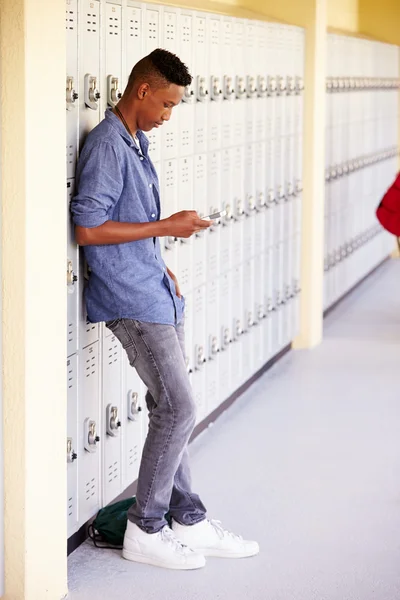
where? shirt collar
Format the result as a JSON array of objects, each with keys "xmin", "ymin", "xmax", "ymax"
[{"xmin": 104, "ymin": 108, "xmax": 149, "ymax": 156}]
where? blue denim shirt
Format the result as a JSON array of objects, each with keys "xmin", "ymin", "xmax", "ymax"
[{"xmin": 71, "ymin": 109, "xmax": 183, "ymax": 326}]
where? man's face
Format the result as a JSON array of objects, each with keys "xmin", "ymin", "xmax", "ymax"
[{"xmin": 136, "ymin": 83, "xmax": 185, "ymax": 132}]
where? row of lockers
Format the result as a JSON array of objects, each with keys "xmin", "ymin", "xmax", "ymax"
[
  {"xmin": 67, "ymin": 245, "xmax": 300, "ymax": 536},
  {"xmin": 324, "ymin": 33, "xmax": 399, "ymax": 311},
  {"xmin": 66, "ymin": 0, "xmax": 305, "ymax": 177}
]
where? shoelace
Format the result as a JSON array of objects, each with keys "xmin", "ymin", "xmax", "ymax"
[
  {"xmin": 159, "ymin": 527, "xmax": 191, "ymax": 554},
  {"xmin": 208, "ymin": 519, "xmax": 243, "ymax": 542}
]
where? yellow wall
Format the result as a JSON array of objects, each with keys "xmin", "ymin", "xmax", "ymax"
[
  {"xmin": 359, "ymin": 0, "xmax": 400, "ymax": 46},
  {"xmin": 328, "ymin": 0, "xmax": 359, "ymax": 33}
]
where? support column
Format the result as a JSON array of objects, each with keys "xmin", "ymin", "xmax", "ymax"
[
  {"xmin": 293, "ymin": 0, "xmax": 327, "ymax": 348},
  {"xmin": 0, "ymin": 1, "xmax": 68, "ymax": 598}
]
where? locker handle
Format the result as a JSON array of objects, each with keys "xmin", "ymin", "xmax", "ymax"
[{"xmin": 66, "ymin": 75, "xmax": 78, "ymax": 111}]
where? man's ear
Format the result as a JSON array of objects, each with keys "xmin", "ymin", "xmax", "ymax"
[{"xmin": 137, "ymin": 83, "xmax": 150, "ymax": 99}]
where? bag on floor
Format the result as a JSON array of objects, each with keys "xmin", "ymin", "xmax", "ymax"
[
  {"xmin": 88, "ymin": 497, "xmax": 136, "ymax": 549},
  {"xmin": 376, "ymin": 172, "xmax": 400, "ymax": 236}
]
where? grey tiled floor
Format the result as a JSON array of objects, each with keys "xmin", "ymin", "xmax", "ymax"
[{"xmin": 68, "ymin": 259, "xmax": 400, "ymax": 600}]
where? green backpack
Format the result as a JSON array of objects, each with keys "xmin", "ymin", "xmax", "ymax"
[
  {"xmin": 88, "ymin": 497, "xmax": 172, "ymax": 549},
  {"xmin": 88, "ymin": 497, "xmax": 136, "ymax": 549}
]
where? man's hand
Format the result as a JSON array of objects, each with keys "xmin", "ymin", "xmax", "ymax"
[
  {"xmin": 163, "ymin": 210, "xmax": 212, "ymax": 239},
  {"xmin": 166, "ymin": 267, "xmax": 181, "ymax": 298}
]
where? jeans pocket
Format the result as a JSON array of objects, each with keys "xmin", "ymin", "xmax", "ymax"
[
  {"xmin": 107, "ymin": 319, "xmax": 139, "ymax": 366},
  {"xmin": 105, "ymin": 318, "xmax": 121, "ymax": 331}
]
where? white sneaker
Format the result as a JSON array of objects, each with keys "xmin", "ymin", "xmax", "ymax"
[
  {"xmin": 171, "ymin": 518, "xmax": 260, "ymax": 558},
  {"xmin": 122, "ymin": 521, "xmax": 206, "ymax": 570}
]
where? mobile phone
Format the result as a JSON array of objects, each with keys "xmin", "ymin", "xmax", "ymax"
[{"xmin": 203, "ymin": 210, "xmax": 227, "ymax": 221}]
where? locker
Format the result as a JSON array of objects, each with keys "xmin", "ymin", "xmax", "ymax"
[
  {"xmin": 193, "ymin": 154, "xmax": 207, "ymax": 286},
  {"xmin": 220, "ymin": 148, "xmax": 233, "ymax": 274},
  {"xmin": 254, "ymin": 141, "xmax": 267, "ymax": 256},
  {"xmin": 162, "ymin": 159, "xmax": 179, "ymax": 275},
  {"xmin": 242, "ymin": 258, "xmax": 255, "ymax": 381},
  {"xmin": 163, "ymin": 7, "xmax": 179, "ymax": 53},
  {"xmin": 176, "ymin": 157, "xmax": 194, "ymax": 295},
  {"xmin": 179, "ymin": 12, "xmax": 196, "ymax": 103},
  {"xmin": 254, "ymin": 23, "xmax": 268, "ymax": 143},
  {"xmin": 122, "ymin": 359, "xmax": 145, "ymax": 490},
  {"xmin": 101, "ymin": 328, "xmax": 123, "ymax": 506},
  {"xmin": 244, "ymin": 21, "xmax": 258, "ymax": 143},
  {"xmin": 233, "ymin": 20, "xmax": 246, "ymax": 140},
  {"xmin": 243, "ymin": 143, "xmax": 256, "ymax": 261},
  {"xmin": 253, "ymin": 252, "xmax": 266, "ymax": 370},
  {"xmin": 66, "ymin": 0, "xmax": 79, "ymax": 178},
  {"xmin": 206, "ymin": 151, "xmax": 222, "ymax": 281},
  {"xmin": 221, "ymin": 18, "xmax": 235, "ymax": 149},
  {"xmin": 78, "ymin": 342, "xmax": 101, "ymax": 527},
  {"xmin": 219, "ymin": 270, "xmax": 232, "ymax": 402},
  {"xmin": 67, "ymin": 181, "xmax": 79, "ymax": 357},
  {"xmin": 125, "ymin": 4, "xmax": 143, "ymax": 84},
  {"xmin": 205, "ymin": 278, "xmax": 220, "ymax": 415},
  {"xmin": 161, "ymin": 9, "xmax": 180, "ymax": 162},
  {"xmin": 194, "ymin": 15, "xmax": 209, "ymax": 154},
  {"xmin": 103, "ymin": 2, "xmax": 123, "ymax": 112},
  {"xmin": 79, "ymin": 0, "xmax": 101, "ymax": 148},
  {"xmin": 230, "ymin": 264, "xmax": 243, "ymax": 390},
  {"xmin": 144, "ymin": 6, "xmax": 162, "ymax": 162},
  {"xmin": 192, "ymin": 285, "xmax": 207, "ymax": 422},
  {"xmin": 79, "ymin": 253, "xmax": 100, "ymax": 349},
  {"xmin": 263, "ymin": 246, "xmax": 274, "ymax": 362},
  {"xmin": 179, "ymin": 102, "xmax": 195, "ymax": 158},
  {"xmin": 67, "ymin": 354, "xmax": 79, "ymax": 537},
  {"xmin": 231, "ymin": 146, "xmax": 245, "ymax": 267},
  {"xmin": 208, "ymin": 15, "xmax": 222, "ymax": 150}
]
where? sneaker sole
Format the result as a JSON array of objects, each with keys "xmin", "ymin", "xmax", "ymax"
[
  {"xmin": 122, "ymin": 548, "xmax": 206, "ymax": 570},
  {"xmin": 194, "ymin": 547, "xmax": 260, "ymax": 559}
]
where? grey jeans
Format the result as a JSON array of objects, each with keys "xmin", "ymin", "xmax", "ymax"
[{"xmin": 106, "ymin": 315, "xmax": 207, "ymax": 534}]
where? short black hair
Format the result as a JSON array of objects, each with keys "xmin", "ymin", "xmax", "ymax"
[{"xmin": 127, "ymin": 48, "xmax": 192, "ymax": 91}]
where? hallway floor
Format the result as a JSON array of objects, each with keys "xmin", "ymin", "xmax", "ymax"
[{"xmin": 68, "ymin": 259, "xmax": 400, "ymax": 600}]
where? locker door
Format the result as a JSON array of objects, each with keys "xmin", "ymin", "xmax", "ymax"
[
  {"xmin": 205, "ymin": 278, "xmax": 220, "ymax": 415},
  {"xmin": 233, "ymin": 20, "xmax": 246, "ymax": 140},
  {"xmin": 144, "ymin": 6, "xmax": 162, "ymax": 163},
  {"xmin": 192, "ymin": 285, "xmax": 207, "ymax": 422},
  {"xmin": 194, "ymin": 15, "xmax": 209, "ymax": 154},
  {"xmin": 193, "ymin": 154, "xmax": 207, "ymax": 286},
  {"xmin": 230, "ymin": 264, "xmax": 243, "ymax": 390},
  {"xmin": 254, "ymin": 141, "xmax": 267, "ymax": 257},
  {"xmin": 178, "ymin": 11, "xmax": 195, "ymax": 158},
  {"xmin": 103, "ymin": 2, "xmax": 123, "ymax": 113},
  {"xmin": 162, "ymin": 159, "xmax": 179, "ymax": 275},
  {"xmin": 67, "ymin": 181, "xmax": 79, "ymax": 357},
  {"xmin": 162, "ymin": 9, "xmax": 180, "ymax": 160},
  {"xmin": 79, "ymin": 0, "xmax": 101, "ymax": 148},
  {"xmin": 66, "ymin": 0, "xmax": 79, "ymax": 178},
  {"xmin": 122, "ymin": 359, "xmax": 145, "ymax": 489},
  {"xmin": 220, "ymin": 148, "xmax": 233, "ymax": 274},
  {"xmin": 125, "ymin": 4, "xmax": 143, "ymax": 84},
  {"xmin": 243, "ymin": 143, "xmax": 256, "ymax": 261},
  {"xmin": 67, "ymin": 355, "xmax": 79, "ymax": 537},
  {"xmin": 207, "ymin": 151, "xmax": 222, "ymax": 281},
  {"xmin": 232, "ymin": 146, "xmax": 245, "ymax": 267},
  {"xmin": 253, "ymin": 252, "xmax": 265, "ymax": 370},
  {"xmin": 242, "ymin": 258, "xmax": 255, "ymax": 381},
  {"xmin": 176, "ymin": 156, "xmax": 194, "ymax": 295},
  {"xmin": 78, "ymin": 342, "xmax": 101, "ymax": 526},
  {"xmin": 221, "ymin": 17, "xmax": 235, "ymax": 149},
  {"xmin": 208, "ymin": 15, "xmax": 222, "ymax": 151},
  {"xmin": 255, "ymin": 22, "xmax": 268, "ymax": 143},
  {"xmin": 101, "ymin": 328, "xmax": 123, "ymax": 506},
  {"xmin": 263, "ymin": 246, "xmax": 274, "ymax": 362},
  {"xmin": 245, "ymin": 21, "xmax": 258, "ymax": 143},
  {"xmin": 219, "ymin": 270, "xmax": 232, "ymax": 402}
]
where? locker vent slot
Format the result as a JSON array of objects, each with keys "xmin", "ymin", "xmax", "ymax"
[
  {"xmin": 129, "ymin": 17, "xmax": 140, "ymax": 38},
  {"xmin": 108, "ymin": 461, "xmax": 119, "ymax": 484},
  {"xmin": 68, "ymin": 496, "xmax": 74, "ymax": 517},
  {"xmin": 85, "ymin": 477, "xmax": 96, "ymax": 501},
  {"xmin": 66, "ymin": 10, "xmax": 76, "ymax": 30},
  {"xmin": 128, "ymin": 444, "xmax": 138, "ymax": 467},
  {"xmin": 85, "ymin": 354, "xmax": 97, "ymax": 379}
]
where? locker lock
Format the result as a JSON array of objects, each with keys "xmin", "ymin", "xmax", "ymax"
[
  {"xmin": 257, "ymin": 304, "xmax": 265, "ymax": 320},
  {"xmin": 276, "ymin": 186, "xmax": 285, "ymax": 203},
  {"xmin": 267, "ymin": 76, "xmax": 277, "ymax": 95},
  {"xmin": 196, "ymin": 76, "xmax": 208, "ymax": 102},
  {"xmin": 183, "ymin": 85, "xmax": 195, "ymax": 103},
  {"xmin": 343, "ymin": 162, "xmax": 349, "ymax": 175},
  {"xmin": 338, "ymin": 78, "xmax": 345, "ymax": 90},
  {"xmin": 267, "ymin": 297, "xmax": 274, "ymax": 314},
  {"xmin": 209, "ymin": 335, "xmax": 219, "ymax": 357},
  {"xmin": 337, "ymin": 165, "xmax": 343, "ymax": 177},
  {"xmin": 246, "ymin": 311, "xmax": 254, "ymax": 328},
  {"xmin": 221, "ymin": 327, "xmax": 231, "ymax": 349},
  {"xmin": 235, "ymin": 76, "xmax": 247, "ymax": 99},
  {"xmin": 235, "ymin": 199, "xmax": 245, "ymax": 219},
  {"xmin": 285, "ymin": 284, "xmax": 292, "ymax": 301},
  {"xmin": 330, "ymin": 166, "xmax": 337, "ymax": 179},
  {"xmin": 185, "ymin": 355, "xmax": 193, "ymax": 375},
  {"xmin": 67, "ymin": 438, "xmax": 78, "ymax": 463},
  {"xmin": 286, "ymin": 182, "xmax": 294, "ymax": 197},
  {"xmin": 257, "ymin": 75, "xmax": 268, "ymax": 97},
  {"xmin": 332, "ymin": 78, "xmax": 339, "ymax": 91},
  {"xmin": 235, "ymin": 319, "xmax": 243, "ymax": 337},
  {"xmin": 295, "ymin": 76, "xmax": 304, "ymax": 93},
  {"xmin": 84, "ymin": 74, "xmax": 100, "ymax": 110},
  {"xmin": 275, "ymin": 290, "xmax": 283, "ymax": 307},
  {"xmin": 287, "ymin": 76, "xmax": 296, "ymax": 95},
  {"xmin": 246, "ymin": 76, "xmax": 257, "ymax": 98},
  {"xmin": 67, "ymin": 259, "xmax": 78, "ymax": 290},
  {"xmin": 165, "ymin": 236, "xmax": 177, "ymax": 250},
  {"xmin": 223, "ymin": 76, "xmax": 235, "ymax": 100},
  {"xmin": 84, "ymin": 418, "xmax": 100, "ymax": 453},
  {"xmin": 66, "ymin": 76, "xmax": 78, "ymax": 110},
  {"xmin": 246, "ymin": 195, "xmax": 256, "ymax": 214},
  {"xmin": 277, "ymin": 76, "xmax": 286, "ymax": 94},
  {"xmin": 128, "ymin": 391, "xmax": 142, "ymax": 421},
  {"xmin": 210, "ymin": 76, "xmax": 222, "ymax": 101},
  {"xmin": 195, "ymin": 345, "xmax": 206, "ymax": 369},
  {"xmin": 107, "ymin": 75, "xmax": 122, "ymax": 108},
  {"xmin": 267, "ymin": 189, "xmax": 276, "ymax": 207},
  {"xmin": 106, "ymin": 405, "xmax": 121, "ymax": 437},
  {"xmin": 257, "ymin": 191, "xmax": 266, "ymax": 210},
  {"xmin": 223, "ymin": 204, "xmax": 233, "ymax": 222}
]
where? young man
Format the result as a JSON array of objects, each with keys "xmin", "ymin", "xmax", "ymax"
[{"xmin": 71, "ymin": 49, "xmax": 259, "ymax": 570}]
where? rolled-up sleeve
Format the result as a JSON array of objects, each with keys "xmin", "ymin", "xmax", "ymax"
[{"xmin": 71, "ymin": 141, "xmax": 123, "ymax": 228}]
